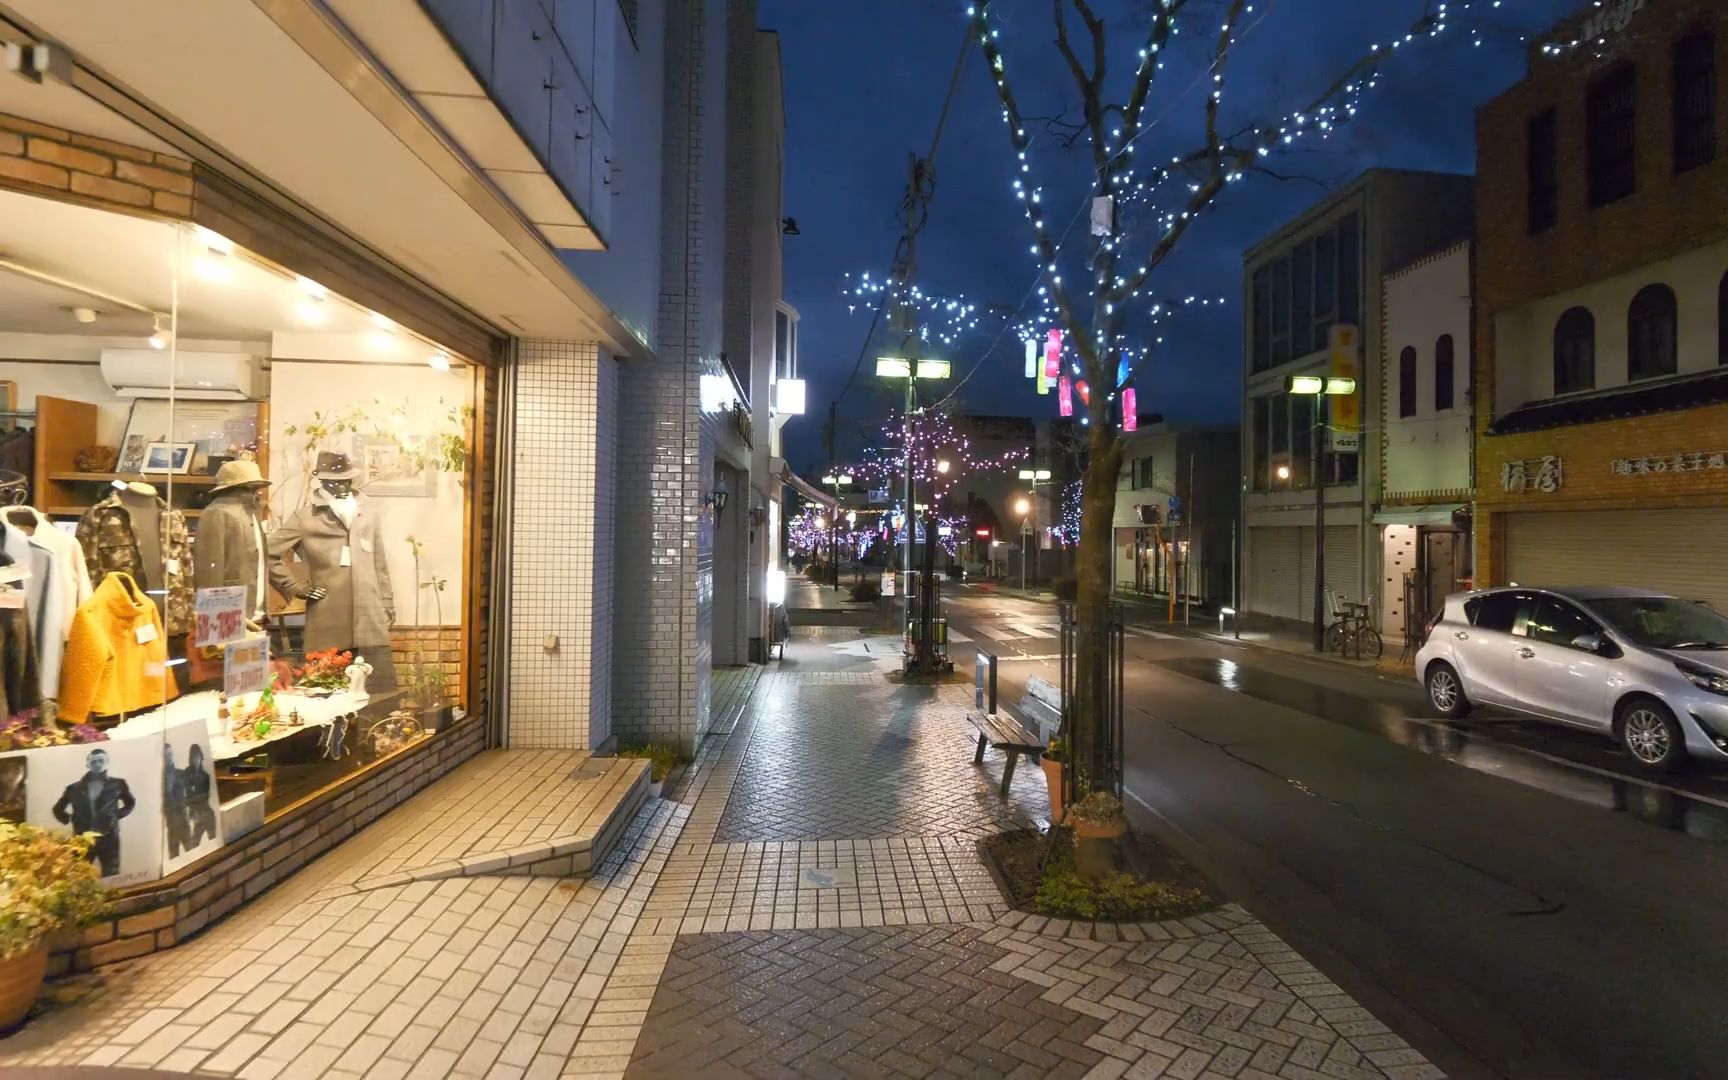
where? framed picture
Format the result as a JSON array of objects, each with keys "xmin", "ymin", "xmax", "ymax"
[
  {"xmin": 355, "ymin": 434, "xmax": 435, "ymax": 498},
  {"xmin": 116, "ymin": 434, "xmax": 150, "ymax": 475},
  {"xmin": 144, "ymin": 442, "xmax": 197, "ymax": 475}
]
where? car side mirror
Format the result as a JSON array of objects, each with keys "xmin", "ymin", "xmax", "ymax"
[{"xmin": 1571, "ymin": 632, "xmax": 1615, "ymax": 657}]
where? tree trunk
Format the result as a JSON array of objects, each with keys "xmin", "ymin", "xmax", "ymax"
[{"xmin": 1069, "ymin": 415, "xmax": 1122, "ymax": 799}]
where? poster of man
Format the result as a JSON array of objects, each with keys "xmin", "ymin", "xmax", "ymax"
[
  {"xmin": 0, "ymin": 754, "xmax": 23, "ymax": 821},
  {"xmin": 51, "ymin": 747, "xmax": 135, "ymax": 878},
  {"xmin": 162, "ymin": 717, "xmax": 222, "ymax": 874},
  {"xmin": 27, "ymin": 737, "xmax": 160, "ymax": 887}
]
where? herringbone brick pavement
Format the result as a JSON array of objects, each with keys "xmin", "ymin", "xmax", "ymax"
[{"xmin": 626, "ymin": 924, "xmax": 1108, "ymax": 1079}]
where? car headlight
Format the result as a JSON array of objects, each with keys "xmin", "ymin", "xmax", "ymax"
[{"xmin": 1678, "ymin": 665, "xmax": 1728, "ymax": 697}]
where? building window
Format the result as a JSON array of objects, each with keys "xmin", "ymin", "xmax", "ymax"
[
  {"xmin": 1527, "ymin": 108, "xmax": 1559, "ymax": 232},
  {"xmin": 1270, "ymin": 391, "xmax": 1290, "ymax": 486},
  {"xmin": 1434, "ymin": 335, "xmax": 1455, "ymax": 411},
  {"xmin": 1398, "ymin": 347, "xmax": 1418, "ymax": 418},
  {"xmin": 1337, "ymin": 213, "xmax": 1361, "ymax": 326},
  {"xmin": 1292, "ymin": 240, "xmax": 1315, "ymax": 357},
  {"xmin": 1627, "ymin": 284, "xmax": 1678, "ymax": 381},
  {"xmin": 1251, "ymin": 266, "xmax": 1271, "ymax": 373},
  {"xmin": 1313, "ymin": 230, "xmax": 1337, "ymax": 345},
  {"xmin": 1553, "ymin": 307, "xmax": 1596, "ymax": 394},
  {"xmin": 1251, "ymin": 396, "xmax": 1270, "ymax": 490},
  {"xmin": 1586, "ymin": 64, "xmax": 1638, "ymax": 207},
  {"xmin": 774, "ymin": 310, "xmax": 791, "ymax": 380},
  {"xmin": 1674, "ymin": 32, "xmax": 1716, "ymax": 174},
  {"xmin": 1133, "ymin": 456, "xmax": 1155, "ymax": 489},
  {"xmin": 1290, "ymin": 392, "xmax": 1313, "ymax": 488},
  {"xmin": 1720, "ymin": 271, "xmax": 1728, "ymax": 365},
  {"xmin": 1271, "ymin": 256, "xmax": 1291, "ymax": 367}
]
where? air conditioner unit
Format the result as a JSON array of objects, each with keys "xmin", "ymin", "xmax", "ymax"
[{"xmin": 99, "ymin": 349, "xmax": 264, "ymax": 401}]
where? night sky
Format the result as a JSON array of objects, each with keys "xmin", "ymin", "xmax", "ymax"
[{"xmin": 759, "ymin": 0, "xmax": 1581, "ymax": 472}]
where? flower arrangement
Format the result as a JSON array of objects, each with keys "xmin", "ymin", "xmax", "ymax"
[
  {"xmin": 1068, "ymin": 790, "xmax": 1127, "ymax": 828},
  {"xmin": 1044, "ymin": 736, "xmax": 1067, "ymax": 764},
  {"xmin": 3, "ymin": 713, "xmax": 107, "ymax": 751},
  {"xmin": 295, "ymin": 649, "xmax": 354, "ymax": 691},
  {"xmin": 0, "ymin": 823, "xmax": 107, "ymax": 960}
]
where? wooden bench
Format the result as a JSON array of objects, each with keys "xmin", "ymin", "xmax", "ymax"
[{"xmin": 966, "ymin": 650, "xmax": 1060, "ymax": 794}]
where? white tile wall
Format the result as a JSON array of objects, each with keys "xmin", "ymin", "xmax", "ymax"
[{"xmin": 508, "ymin": 338, "xmax": 609, "ymax": 749}]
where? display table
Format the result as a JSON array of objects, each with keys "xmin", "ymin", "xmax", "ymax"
[{"xmin": 110, "ymin": 688, "xmax": 377, "ymax": 762}]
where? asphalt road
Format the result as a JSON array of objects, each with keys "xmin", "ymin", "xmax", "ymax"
[{"xmin": 943, "ymin": 585, "xmax": 1728, "ymax": 1080}]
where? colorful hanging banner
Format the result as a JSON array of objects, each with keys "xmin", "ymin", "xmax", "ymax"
[
  {"xmin": 1058, "ymin": 375, "xmax": 1073, "ymax": 417},
  {"xmin": 1123, "ymin": 388, "xmax": 1138, "ymax": 431},
  {"xmin": 1117, "ymin": 351, "xmax": 1131, "ymax": 389},
  {"xmin": 1076, "ymin": 380, "xmax": 1090, "ymax": 407},
  {"xmin": 1045, "ymin": 329, "xmax": 1062, "ymax": 379},
  {"xmin": 1024, "ymin": 338, "xmax": 1037, "ymax": 379}
]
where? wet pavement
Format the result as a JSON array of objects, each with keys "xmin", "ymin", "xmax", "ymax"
[{"xmin": 942, "ymin": 587, "xmax": 1728, "ymax": 1080}]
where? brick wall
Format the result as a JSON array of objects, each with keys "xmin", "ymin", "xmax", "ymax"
[
  {"xmin": 52, "ymin": 718, "xmax": 486, "ymax": 974},
  {"xmin": 389, "ymin": 625, "xmax": 464, "ymax": 702},
  {"xmin": 0, "ymin": 112, "xmax": 193, "ymax": 218}
]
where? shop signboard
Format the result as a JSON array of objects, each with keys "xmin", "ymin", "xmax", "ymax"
[
  {"xmin": 224, "ymin": 638, "xmax": 270, "ymax": 697},
  {"xmin": 193, "ymin": 586, "xmax": 247, "ymax": 648}
]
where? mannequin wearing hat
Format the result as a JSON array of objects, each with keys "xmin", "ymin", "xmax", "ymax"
[
  {"xmin": 193, "ymin": 460, "xmax": 272, "ymax": 624},
  {"xmin": 266, "ymin": 452, "xmax": 396, "ymax": 689}
]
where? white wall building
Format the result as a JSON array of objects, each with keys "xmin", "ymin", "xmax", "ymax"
[{"xmin": 1377, "ymin": 241, "xmax": 1474, "ymax": 643}]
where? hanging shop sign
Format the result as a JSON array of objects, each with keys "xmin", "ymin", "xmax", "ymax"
[
  {"xmin": 732, "ymin": 402, "xmax": 753, "ymax": 449},
  {"xmin": 1611, "ymin": 450, "xmax": 1728, "ymax": 477},
  {"xmin": 1328, "ymin": 324, "xmax": 1361, "ymax": 437},
  {"xmin": 1500, "ymin": 455, "xmax": 1563, "ymax": 494}
]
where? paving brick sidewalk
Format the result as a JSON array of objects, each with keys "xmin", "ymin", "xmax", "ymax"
[{"xmin": 0, "ymin": 631, "xmax": 1442, "ymax": 1079}]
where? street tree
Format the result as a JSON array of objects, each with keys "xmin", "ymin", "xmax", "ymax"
[{"xmin": 968, "ymin": 0, "xmax": 1498, "ymax": 805}]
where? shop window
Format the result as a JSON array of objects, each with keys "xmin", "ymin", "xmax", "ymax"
[
  {"xmin": 1398, "ymin": 347, "xmax": 1418, "ymax": 418},
  {"xmin": 1673, "ymin": 32, "xmax": 1715, "ymax": 175},
  {"xmin": 1719, "ymin": 270, "xmax": 1728, "ymax": 365},
  {"xmin": 1586, "ymin": 63, "xmax": 1638, "ymax": 207},
  {"xmin": 1527, "ymin": 107, "xmax": 1559, "ymax": 233},
  {"xmin": 0, "ymin": 186, "xmax": 481, "ymax": 888},
  {"xmin": 1627, "ymin": 284, "xmax": 1678, "ymax": 381},
  {"xmin": 1434, "ymin": 335, "xmax": 1456, "ymax": 411},
  {"xmin": 1553, "ymin": 306, "xmax": 1596, "ymax": 394}
]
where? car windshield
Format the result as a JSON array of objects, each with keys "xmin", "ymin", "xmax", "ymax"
[{"xmin": 1583, "ymin": 596, "xmax": 1728, "ymax": 649}]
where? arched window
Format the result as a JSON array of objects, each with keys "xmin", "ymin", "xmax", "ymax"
[
  {"xmin": 1434, "ymin": 335, "xmax": 1456, "ymax": 411},
  {"xmin": 1719, "ymin": 271, "xmax": 1727, "ymax": 365},
  {"xmin": 1553, "ymin": 307, "xmax": 1595, "ymax": 395},
  {"xmin": 1398, "ymin": 346, "xmax": 1418, "ymax": 418},
  {"xmin": 1628, "ymin": 284, "xmax": 1678, "ymax": 381}
]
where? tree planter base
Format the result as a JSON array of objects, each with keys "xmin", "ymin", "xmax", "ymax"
[{"xmin": 0, "ymin": 945, "xmax": 47, "ymax": 1030}]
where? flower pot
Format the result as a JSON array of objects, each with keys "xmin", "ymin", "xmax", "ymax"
[
  {"xmin": 1072, "ymin": 814, "xmax": 1127, "ymax": 840},
  {"xmin": 0, "ymin": 944, "xmax": 47, "ymax": 1030},
  {"xmin": 1041, "ymin": 757, "xmax": 1065, "ymax": 823}
]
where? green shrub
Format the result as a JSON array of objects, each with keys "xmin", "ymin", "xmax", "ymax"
[{"xmin": 618, "ymin": 742, "xmax": 687, "ymax": 782}]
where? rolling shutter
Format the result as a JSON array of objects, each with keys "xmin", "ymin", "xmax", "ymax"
[
  {"xmin": 1249, "ymin": 526, "xmax": 1302, "ymax": 620},
  {"xmin": 1504, "ymin": 509, "xmax": 1728, "ymax": 612}
]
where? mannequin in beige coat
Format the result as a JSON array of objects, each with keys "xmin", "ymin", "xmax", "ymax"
[
  {"xmin": 266, "ymin": 453, "xmax": 395, "ymax": 686},
  {"xmin": 193, "ymin": 460, "xmax": 271, "ymax": 621}
]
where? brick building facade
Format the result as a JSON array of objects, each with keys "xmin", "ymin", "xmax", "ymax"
[{"xmin": 1473, "ymin": 0, "xmax": 1728, "ymax": 607}]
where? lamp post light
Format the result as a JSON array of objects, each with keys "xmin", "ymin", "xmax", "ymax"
[
  {"xmin": 1285, "ymin": 373, "xmax": 1357, "ymax": 651},
  {"xmin": 1017, "ymin": 468, "xmax": 1052, "ymax": 588},
  {"xmin": 876, "ymin": 356, "xmax": 951, "ymax": 671},
  {"xmin": 820, "ymin": 474, "xmax": 853, "ymax": 589},
  {"xmin": 1014, "ymin": 495, "xmax": 1032, "ymax": 591}
]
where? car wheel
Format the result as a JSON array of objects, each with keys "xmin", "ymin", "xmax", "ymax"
[
  {"xmin": 1619, "ymin": 698, "xmax": 1687, "ymax": 774},
  {"xmin": 1426, "ymin": 662, "xmax": 1472, "ymax": 719}
]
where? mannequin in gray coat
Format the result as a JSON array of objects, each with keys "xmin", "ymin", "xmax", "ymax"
[
  {"xmin": 267, "ymin": 455, "xmax": 395, "ymax": 685},
  {"xmin": 193, "ymin": 460, "xmax": 271, "ymax": 621}
]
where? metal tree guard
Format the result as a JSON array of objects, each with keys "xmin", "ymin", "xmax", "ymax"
[{"xmin": 1057, "ymin": 601, "xmax": 1125, "ymax": 810}]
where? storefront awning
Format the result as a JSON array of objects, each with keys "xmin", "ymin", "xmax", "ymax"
[
  {"xmin": 780, "ymin": 469, "xmax": 836, "ymax": 510},
  {"xmin": 1373, "ymin": 505, "xmax": 1469, "ymax": 527}
]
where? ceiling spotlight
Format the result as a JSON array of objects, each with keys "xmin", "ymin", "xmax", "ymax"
[
  {"xmin": 69, "ymin": 306, "xmax": 97, "ymax": 324},
  {"xmin": 369, "ymin": 311, "xmax": 394, "ymax": 330},
  {"xmin": 148, "ymin": 312, "xmax": 171, "ymax": 350},
  {"xmin": 428, "ymin": 352, "xmax": 451, "ymax": 372},
  {"xmin": 296, "ymin": 275, "xmax": 327, "ymax": 298},
  {"xmin": 193, "ymin": 248, "xmax": 232, "ymax": 283},
  {"xmin": 294, "ymin": 300, "xmax": 327, "ymax": 326}
]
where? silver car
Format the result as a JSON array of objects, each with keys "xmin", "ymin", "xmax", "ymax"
[{"xmin": 1416, "ymin": 586, "xmax": 1728, "ymax": 773}]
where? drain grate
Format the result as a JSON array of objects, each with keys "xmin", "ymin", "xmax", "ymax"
[{"xmin": 567, "ymin": 759, "xmax": 612, "ymax": 780}]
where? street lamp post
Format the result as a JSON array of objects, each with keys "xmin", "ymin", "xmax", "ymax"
[
  {"xmin": 1018, "ymin": 468, "xmax": 1051, "ymax": 589},
  {"xmin": 1014, "ymin": 495, "xmax": 1031, "ymax": 591},
  {"xmin": 876, "ymin": 356, "xmax": 951, "ymax": 671},
  {"xmin": 820, "ymin": 473, "xmax": 852, "ymax": 589},
  {"xmin": 1286, "ymin": 374, "xmax": 1357, "ymax": 651}
]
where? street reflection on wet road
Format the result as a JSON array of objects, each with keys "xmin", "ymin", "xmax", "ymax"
[{"xmin": 1157, "ymin": 655, "xmax": 1728, "ymax": 845}]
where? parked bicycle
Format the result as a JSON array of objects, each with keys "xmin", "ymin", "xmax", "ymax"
[{"xmin": 1324, "ymin": 590, "xmax": 1383, "ymax": 661}]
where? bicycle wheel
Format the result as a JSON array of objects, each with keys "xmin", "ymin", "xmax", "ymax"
[
  {"xmin": 1325, "ymin": 622, "xmax": 1346, "ymax": 654},
  {"xmin": 1357, "ymin": 628, "xmax": 1383, "ymax": 661}
]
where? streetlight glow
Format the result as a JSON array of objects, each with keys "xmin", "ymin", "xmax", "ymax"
[
  {"xmin": 1015, "ymin": 497, "xmax": 1031, "ymax": 517},
  {"xmin": 1276, "ymin": 464, "xmax": 1291, "ymax": 480},
  {"xmin": 1287, "ymin": 375, "xmax": 1325, "ymax": 395},
  {"xmin": 1018, "ymin": 468, "xmax": 1052, "ymax": 481},
  {"xmin": 936, "ymin": 460, "xmax": 951, "ymax": 474}
]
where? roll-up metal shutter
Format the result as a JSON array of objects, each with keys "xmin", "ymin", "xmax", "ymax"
[
  {"xmin": 1504, "ymin": 509, "xmax": 1728, "ymax": 612},
  {"xmin": 1296, "ymin": 525, "xmax": 1363, "ymax": 618},
  {"xmin": 1250, "ymin": 526, "xmax": 1303, "ymax": 620}
]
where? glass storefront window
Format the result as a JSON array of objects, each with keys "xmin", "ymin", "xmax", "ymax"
[{"xmin": 0, "ymin": 187, "xmax": 478, "ymax": 888}]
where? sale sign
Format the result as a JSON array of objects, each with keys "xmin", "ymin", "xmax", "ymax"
[
  {"xmin": 193, "ymin": 586, "xmax": 247, "ymax": 648},
  {"xmin": 224, "ymin": 638, "xmax": 269, "ymax": 696}
]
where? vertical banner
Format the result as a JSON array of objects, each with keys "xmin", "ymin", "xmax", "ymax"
[
  {"xmin": 1117, "ymin": 351, "xmax": 1132, "ymax": 389},
  {"xmin": 1058, "ymin": 375, "xmax": 1073, "ymax": 416},
  {"xmin": 1123, "ymin": 388, "xmax": 1138, "ymax": 431},
  {"xmin": 1045, "ymin": 329, "xmax": 1062, "ymax": 379},
  {"xmin": 1329, "ymin": 324, "xmax": 1361, "ymax": 439},
  {"xmin": 1076, "ymin": 380, "xmax": 1090, "ymax": 406},
  {"xmin": 1024, "ymin": 337, "xmax": 1037, "ymax": 379}
]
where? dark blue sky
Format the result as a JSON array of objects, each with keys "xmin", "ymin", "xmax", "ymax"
[{"xmin": 760, "ymin": 0, "xmax": 1579, "ymax": 470}]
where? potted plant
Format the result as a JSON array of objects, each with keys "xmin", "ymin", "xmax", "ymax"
[
  {"xmin": 1041, "ymin": 736, "xmax": 1067, "ymax": 823},
  {"xmin": 1068, "ymin": 791, "xmax": 1129, "ymax": 883},
  {"xmin": 0, "ymin": 823, "xmax": 107, "ymax": 1029}
]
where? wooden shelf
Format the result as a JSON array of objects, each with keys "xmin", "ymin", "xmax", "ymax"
[{"xmin": 49, "ymin": 471, "xmax": 218, "ymax": 486}]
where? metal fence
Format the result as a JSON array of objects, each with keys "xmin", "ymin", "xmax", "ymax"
[{"xmin": 1057, "ymin": 601, "xmax": 1125, "ymax": 806}]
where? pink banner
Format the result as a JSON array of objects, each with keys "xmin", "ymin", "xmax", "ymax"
[
  {"xmin": 1058, "ymin": 375, "xmax": 1073, "ymax": 417},
  {"xmin": 1123, "ymin": 388, "xmax": 1138, "ymax": 431},
  {"xmin": 1045, "ymin": 328, "xmax": 1061, "ymax": 379}
]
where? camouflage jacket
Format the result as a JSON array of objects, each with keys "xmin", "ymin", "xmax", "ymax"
[{"xmin": 76, "ymin": 493, "xmax": 194, "ymax": 636}]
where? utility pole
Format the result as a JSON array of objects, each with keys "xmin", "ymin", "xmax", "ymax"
[{"xmin": 1313, "ymin": 411, "xmax": 1328, "ymax": 651}]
